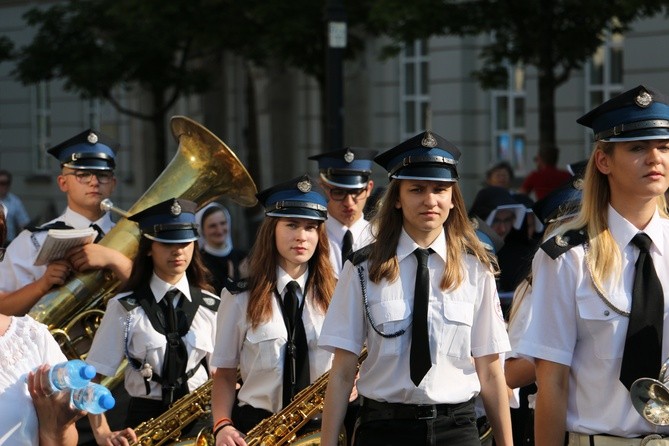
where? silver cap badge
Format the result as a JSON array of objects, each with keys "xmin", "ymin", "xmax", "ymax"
[
  {"xmin": 87, "ymin": 132, "xmax": 99, "ymax": 144},
  {"xmin": 170, "ymin": 199, "xmax": 182, "ymax": 216},
  {"xmin": 421, "ymin": 131, "xmax": 438, "ymax": 148},
  {"xmin": 344, "ymin": 149, "xmax": 355, "ymax": 163},
  {"xmin": 297, "ymin": 179, "xmax": 312, "ymax": 193},
  {"xmin": 635, "ymin": 90, "xmax": 653, "ymax": 108}
]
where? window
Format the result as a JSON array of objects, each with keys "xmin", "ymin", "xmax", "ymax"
[
  {"xmin": 400, "ymin": 39, "xmax": 430, "ymax": 139},
  {"xmin": 585, "ymin": 28, "xmax": 624, "ymax": 152},
  {"xmin": 33, "ymin": 81, "xmax": 51, "ymax": 172},
  {"xmin": 491, "ymin": 65, "xmax": 527, "ymax": 174}
]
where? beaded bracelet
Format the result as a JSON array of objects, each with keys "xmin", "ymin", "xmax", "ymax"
[{"xmin": 213, "ymin": 423, "xmax": 234, "ymax": 439}]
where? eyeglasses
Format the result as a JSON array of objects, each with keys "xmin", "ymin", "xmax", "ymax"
[
  {"xmin": 491, "ymin": 216, "xmax": 516, "ymax": 226},
  {"xmin": 64, "ymin": 171, "xmax": 115, "ymax": 184},
  {"xmin": 326, "ymin": 186, "xmax": 368, "ymax": 202}
]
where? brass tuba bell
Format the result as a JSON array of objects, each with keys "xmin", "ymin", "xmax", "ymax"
[
  {"xmin": 29, "ymin": 115, "xmax": 258, "ymax": 338},
  {"xmin": 630, "ymin": 357, "xmax": 669, "ymax": 425}
]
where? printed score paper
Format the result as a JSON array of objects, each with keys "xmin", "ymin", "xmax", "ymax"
[{"xmin": 33, "ymin": 227, "xmax": 97, "ymax": 266}]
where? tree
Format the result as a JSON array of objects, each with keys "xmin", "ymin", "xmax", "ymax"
[
  {"xmin": 12, "ymin": 0, "xmax": 227, "ymax": 185},
  {"xmin": 364, "ymin": 0, "xmax": 669, "ymax": 149}
]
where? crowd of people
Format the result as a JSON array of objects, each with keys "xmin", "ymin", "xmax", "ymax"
[{"xmin": 2, "ymin": 83, "xmax": 669, "ymax": 446}]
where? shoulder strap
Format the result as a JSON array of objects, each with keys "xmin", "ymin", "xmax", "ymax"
[
  {"xmin": 118, "ymin": 294, "xmax": 142, "ymax": 312},
  {"xmin": 26, "ymin": 221, "xmax": 74, "ymax": 233},
  {"xmin": 224, "ymin": 277, "xmax": 250, "ymax": 294},
  {"xmin": 540, "ymin": 228, "xmax": 588, "ymax": 260},
  {"xmin": 351, "ymin": 243, "xmax": 374, "ymax": 266}
]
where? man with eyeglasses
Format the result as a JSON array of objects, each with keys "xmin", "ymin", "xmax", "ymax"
[
  {"xmin": 0, "ymin": 129, "xmax": 132, "ymax": 315},
  {"xmin": 309, "ymin": 147, "xmax": 378, "ymax": 278}
]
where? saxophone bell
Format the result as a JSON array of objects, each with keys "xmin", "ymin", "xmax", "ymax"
[{"xmin": 630, "ymin": 357, "xmax": 669, "ymax": 425}]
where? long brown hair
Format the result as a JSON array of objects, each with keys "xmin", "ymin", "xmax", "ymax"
[
  {"xmin": 123, "ymin": 237, "xmax": 214, "ymax": 294},
  {"xmin": 368, "ymin": 179, "xmax": 494, "ymax": 290},
  {"xmin": 246, "ymin": 217, "xmax": 335, "ymax": 328}
]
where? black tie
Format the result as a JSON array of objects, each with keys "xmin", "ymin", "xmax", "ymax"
[
  {"xmin": 161, "ymin": 288, "xmax": 189, "ymax": 404},
  {"xmin": 620, "ymin": 233, "xmax": 664, "ymax": 390},
  {"xmin": 281, "ymin": 281, "xmax": 310, "ymax": 407},
  {"xmin": 90, "ymin": 223, "xmax": 105, "ymax": 243},
  {"xmin": 411, "ymin": 248, "xmax": 433, "ymax": 386},
  {"xmin": 341, "ymin": 230, "xmax": 354, "ymax": 266}
]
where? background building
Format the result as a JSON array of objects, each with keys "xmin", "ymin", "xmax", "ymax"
[{"xmin": 1, "ymin": 1, "xmax": 668, "ymax": 250}]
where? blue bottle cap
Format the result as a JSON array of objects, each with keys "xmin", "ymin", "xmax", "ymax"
[
  {"xmin": 100, "ymin": 394, "xmax": 116, "ymax": 410},
  {"xmin": 80, "ymin": 365, "xmax": 97, "ymax": 380}
]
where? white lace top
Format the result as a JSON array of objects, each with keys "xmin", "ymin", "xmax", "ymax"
[{"xmin": 0, "ymin": 315, "xmax": 66, "ymax": 445}]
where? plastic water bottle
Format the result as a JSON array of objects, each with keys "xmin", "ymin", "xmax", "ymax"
[
  {"xmin": 48, "ymin": 359, "xmax": 96, "ymax": 391},
  {"xmin": 70, "ymin": 383, "xmax": 116, "ymax": 414}
]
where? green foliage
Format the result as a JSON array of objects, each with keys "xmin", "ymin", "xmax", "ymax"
[{"xmin": 0, "ymin": 35, "xmax": 12, "ymax": 62}]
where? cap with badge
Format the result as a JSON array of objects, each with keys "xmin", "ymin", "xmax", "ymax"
[
  {"xmin": 374, "ymin": 131, "xmax": 461, "ymax": 181},
  {"xmin": 129, "ymin": 198, "xmax": 200, "ymax": 243},
  {"xmin": 256, "ymin": 174, "xmax": 328, "ymax": 221},
  {"xmin": 309, "ymin": 147, "xmax": 379, "ymax": 188},
  {"xmin": 532, "ymin": 175, "xmax": 583, "ymax": 228},
  {"xmin": 577, "ymin": 85, "xmax": 669, "ymax": 142},
  {"xmin": 471, "ymin": 216, "xmax": 504, "ymax": 255},
  {"xmin": 48, "ymin": 129, "xmax": 119, "ymax": 171}
]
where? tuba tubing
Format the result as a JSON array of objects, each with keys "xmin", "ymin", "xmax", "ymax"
[{"xmin": 29, "ymin": 116, "xmax": 258, "ymax": 330}]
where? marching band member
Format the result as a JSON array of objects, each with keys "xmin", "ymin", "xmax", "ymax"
[
  {"xmin": 210, "ymin": 175, "xmax": 336, "ymax": 446},
  {"xmin": 516, "ymin": 85, "xmax": 669, "ymax": 445},
  {"xmin": 319, "ymin": 131, "xmax": 512, "ymax": 446},
  {"xmin": 309, "ymin": 148, "xmax": 378, "ymax": 278},
  {"xmin": 0, "ymin": 129, "xmax": 132, "ymax": 315},
  {"xmin": 85, "ymin": 198, "xmax": 219, "ymax": 445}
]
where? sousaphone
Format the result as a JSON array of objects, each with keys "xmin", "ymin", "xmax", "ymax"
[{"xmin": 29, "ymin": 116, "xmax": 258, "ymax": 369}]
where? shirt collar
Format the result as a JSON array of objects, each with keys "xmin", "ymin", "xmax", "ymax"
[
  {"xmin": 325, "ymin": 214, "xmax": 368, "ymax": 239},
  {"xmin": 276, "ymin": 266, "xmax": 308, "ymax": 296},
  {"xmin": 608, "ymin": 204, "xmax": 665, "ymax": 256},
  {"xmin": 150, "ymin": 273, "xmax": 192, "ymax": 303},
  {"xmin": 63, "ymin": 207, "xmax": 114, "ymax": 233},
  {"xmin": 396, "ymin": 227, "xmax": 447, "ymax": 264}
]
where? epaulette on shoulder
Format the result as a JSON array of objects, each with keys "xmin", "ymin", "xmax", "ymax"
[
  {"xmin": 199, "ymin": 290, "xmax": 220, "ymax": 311},
  {"xmin": 540, "ymin": 228, "xmax": 588, "ymax": 260},
  {"xmin": 224, "ymin": 277, "xmax": 250, "ymax": 295},
  {"xmin": 25, "ymin": 221, "xmax": 74, "ymax": 233},
  {"xmin": 351, "ymin": 244, "xmax": 374, "ymax": 266},
  {"xmin": 118, "ymin": 293, "xmax": 141, "ymax": 312}
]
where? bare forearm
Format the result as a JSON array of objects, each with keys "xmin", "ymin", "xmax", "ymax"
[
  {"xmin": 321, "ymin": 349, "xmax": 358, "ymax": 446},
  {"xmin": 535, "ymin": 359, "xmax": 569, "ymax": 446},
  {"xmin": 477, "ymin": 356, "xmax": 513, "ymax": 446},
  {"xmin": 0, "ymin": 281, "xmax": 49, "ymax": 316}
]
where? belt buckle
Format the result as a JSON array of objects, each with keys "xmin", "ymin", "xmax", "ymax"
[
  {"xmin": 415, "ymin": 404, "xmax": 437, "ymax": 420},
  {"xmin": 641, "ymin": 434, "xmax": 663, "ymax": 446}
]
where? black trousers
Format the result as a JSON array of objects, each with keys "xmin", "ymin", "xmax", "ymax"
[{"xmin": 353, "ymin": 398, "xmax": 479, "ymax": 446}]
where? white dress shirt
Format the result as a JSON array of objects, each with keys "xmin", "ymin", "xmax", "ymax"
[
  {"xmin": 517, "ymin": 205, "xmax": 669, "ymax": 436},
  {"xmin": 0, "ymin": 207, "xmax": 115, "ymax": 293},
  {"xmin": 326, "ymin": 216, "xmax": 374, "ymax": 278},
  {"xmin": 0, "ymin": 316, "xmax": 67, "ymax": 445},
  {"xmin": 319, "ymin": 228, "xmax": 510, "ymax": 405},
  {"xmin": 86, "ymin": 273, "xmax": 218, "ymax": 399},
  {"xmin": 211, "ymin": 266, "xmax": 333, "ymax": 413}
]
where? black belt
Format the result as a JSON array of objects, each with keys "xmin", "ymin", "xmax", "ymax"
[{"xmin": 360, "ymin": 397, "xmax": 474, "ymax": 422}]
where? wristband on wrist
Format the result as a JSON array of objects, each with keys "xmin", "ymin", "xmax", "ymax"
[
  {"xmin": 213, "ymin": 423, "xmax": 234, "ymax": 439},
  {"xmin": 213, "ymin": 417, "xmax": 233, "ymax": 430}
]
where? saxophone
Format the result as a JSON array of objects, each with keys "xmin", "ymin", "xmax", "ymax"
[
  {"xmin": 130, "ymin": 379, "xmax": 214, "ymax": 446},
  {"xmin": 243, "ymin": 349, "xmax": 367, "ymax": 446}
]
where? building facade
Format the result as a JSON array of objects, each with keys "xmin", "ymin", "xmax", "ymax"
[{"xmin": 1, "ymin": 1, "xmax": 669, "ymax": 249}]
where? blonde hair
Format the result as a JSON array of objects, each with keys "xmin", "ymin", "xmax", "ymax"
[
  {"xmin": 556, "ymin": 141, "xmax": 668, "ymax": 290},
  {"xmin": 368, "ymin": 180, "xmax": 496, "ymax": 290}
]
